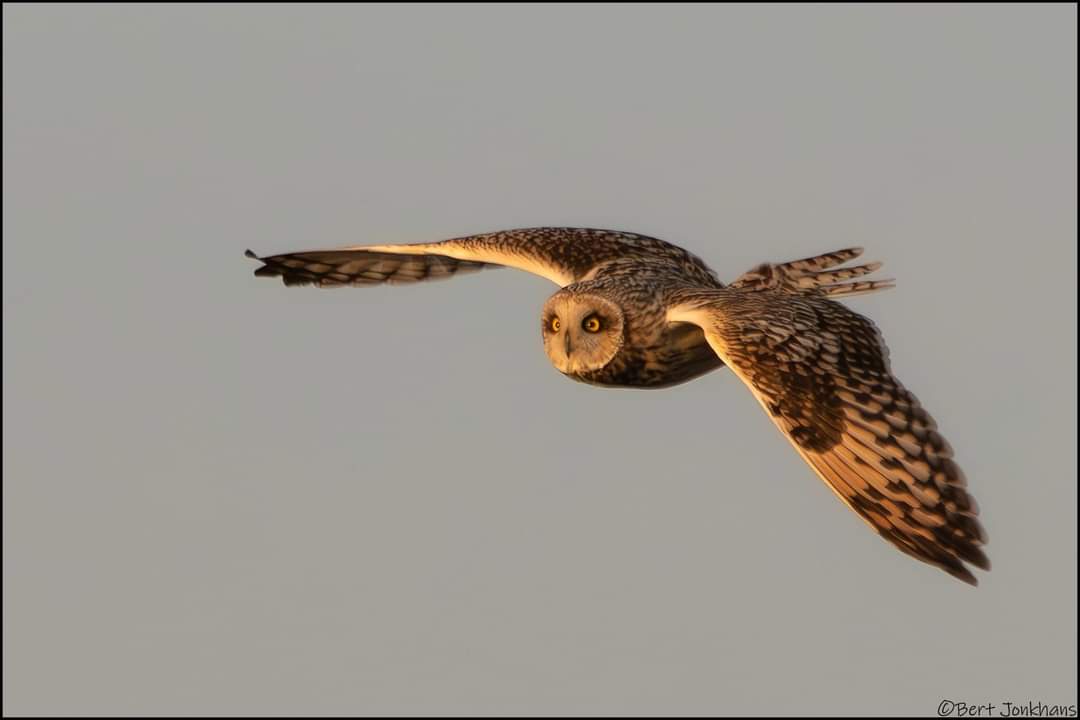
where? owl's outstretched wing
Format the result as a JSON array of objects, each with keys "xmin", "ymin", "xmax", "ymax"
[
  {"xmin": 247, "ymin": 227, "xmax": 719, "ymax": 289},
  {"xmin": 668, "ymin": 288, "xmax": 989, "ymax": 585}
]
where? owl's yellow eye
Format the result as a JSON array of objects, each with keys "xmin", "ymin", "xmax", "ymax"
[
  {"xmin": 549, "ymin": 317, "xmax": 561, "ymax": 332},
  {"xmin": 582, "ymin": 316, "xmax": 602, "ymax": 333}
]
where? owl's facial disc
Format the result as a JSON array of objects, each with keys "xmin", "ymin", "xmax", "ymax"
[{"xmin": 541, "ymin": 291, "xmax": 624, "ymax": 376}]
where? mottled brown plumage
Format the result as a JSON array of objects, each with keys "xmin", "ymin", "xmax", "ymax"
[
  {"xmin": 668, "ymin": 287, "xmax": 987, "ymax": 585},
  {"xmin": 247, "ymin": 227, "xmax": 988, "ymax": 585}
]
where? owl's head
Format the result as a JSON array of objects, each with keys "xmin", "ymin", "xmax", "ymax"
[{"xmin": 540, "ymin": 289, "xmax": 625, "ymax": 375}]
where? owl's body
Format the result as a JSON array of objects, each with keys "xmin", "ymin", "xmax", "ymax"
[
  {"xmin": 248, "ymin": 227, "xmax": 989, "ymax": 586},
  {"xmin": 577, "ymin": 317, "xmax": 721, "ymax": 390},
  {"xmin": 550, "ymin": 271, "xmax": 724, "ymax": 389}
]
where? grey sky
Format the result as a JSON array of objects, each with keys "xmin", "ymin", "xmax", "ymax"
[{"xmin": 3, "ymin": 4, "xmax": 1076, "ymax": 716}]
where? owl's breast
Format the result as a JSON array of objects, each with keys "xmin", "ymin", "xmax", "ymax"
[{"xmin": 568, "ymin": 324, "xmax": 723, "ymax": 389}]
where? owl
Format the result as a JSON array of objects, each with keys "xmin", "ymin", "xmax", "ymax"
[{"xmin": 247, "ymin": 227, "xmax": 989, "ymax": 585}]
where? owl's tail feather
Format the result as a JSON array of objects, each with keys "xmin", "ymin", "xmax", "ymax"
[
  {"xmin": 732, "ymin": 247, "xmax": 894, "ymax": 298},
  {"xmin": 777, "ymin": 247, "xmax": 866, "ymax": 273},
  {"xmin": 818, "ymin": 277, "xmax": 897, "ymax": 298}
]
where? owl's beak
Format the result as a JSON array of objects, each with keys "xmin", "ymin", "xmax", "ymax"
[{"xmin": 563, "ymin": 332, "xmax": 572, "ymax": 358}]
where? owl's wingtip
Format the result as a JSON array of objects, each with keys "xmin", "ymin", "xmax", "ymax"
[
  {"xmin": 945, "ymin": 562, "xmax": 981, "ymax": 586},
  {"xmin": 244, "ymin": 249, "xmax": 260, "ymax": 260}
]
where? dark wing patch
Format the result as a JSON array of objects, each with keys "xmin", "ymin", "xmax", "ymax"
[{"xmin": 725, "ymin": 303, "xmax": 853, "ymax": 452}]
